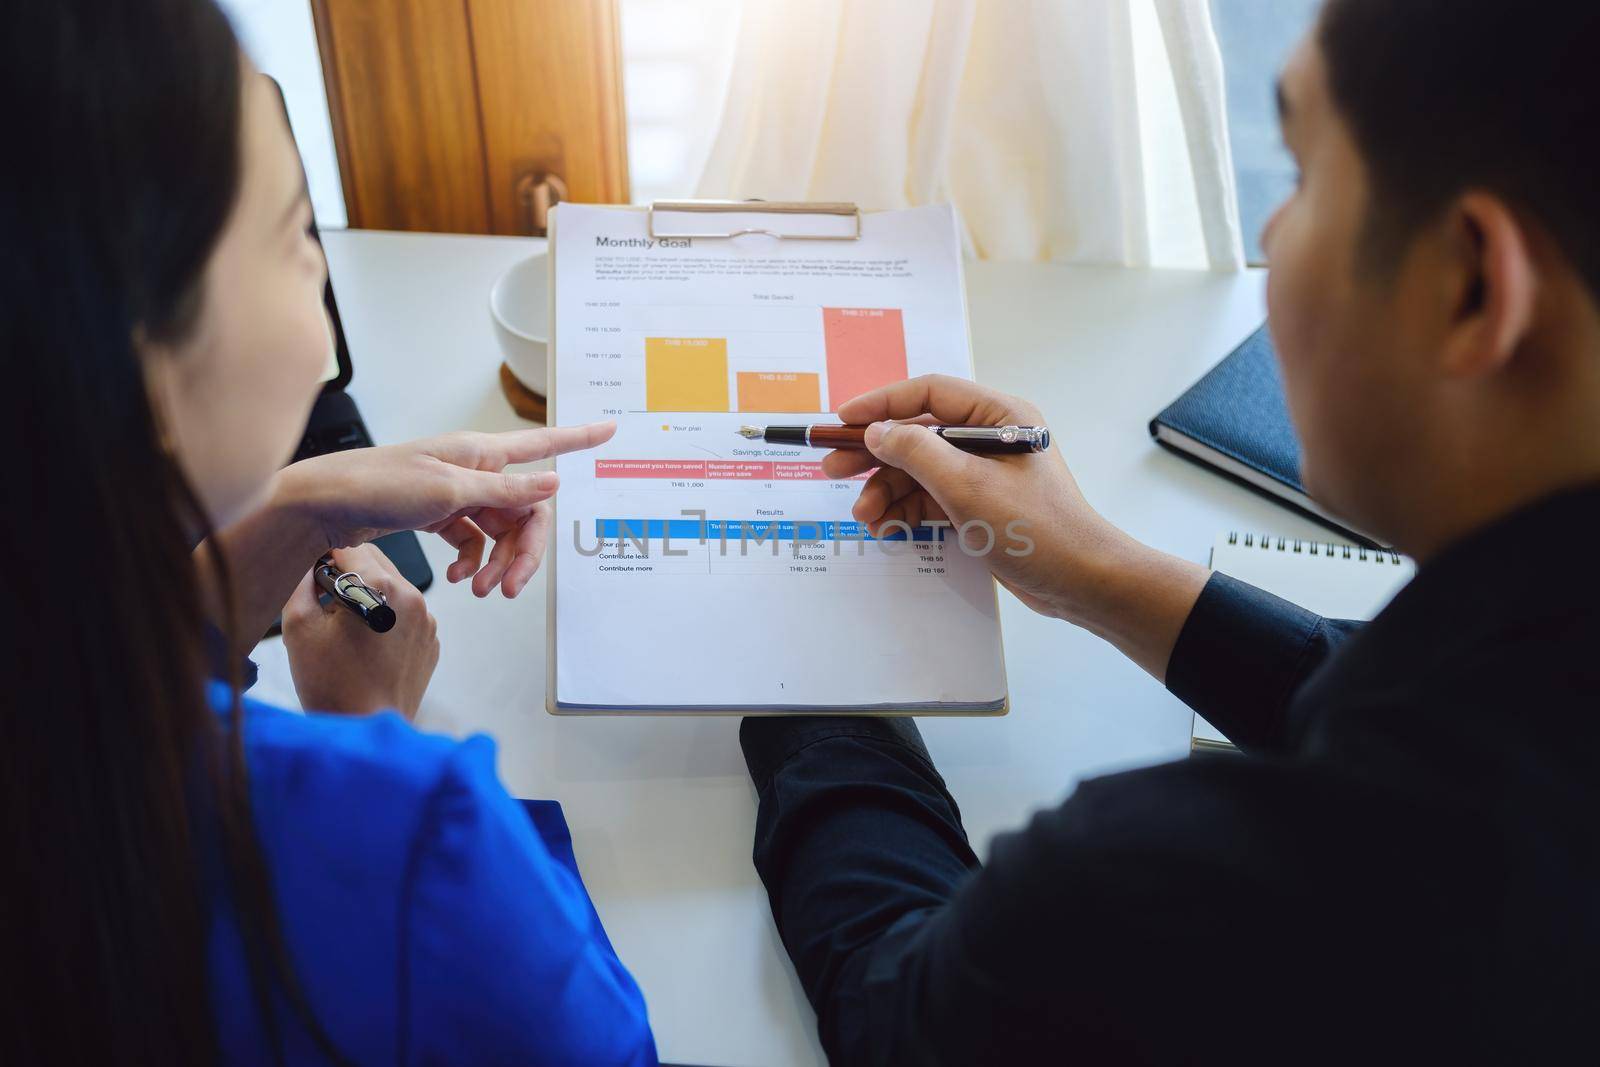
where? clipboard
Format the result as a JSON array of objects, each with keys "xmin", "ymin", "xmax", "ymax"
[
  {"xmin": 648, "ymin": 199, "xmax": 862, "ymax": 241},
  {"xmin": 543, "ymin": 199, "xmax": 1008, "ymax": 717}
]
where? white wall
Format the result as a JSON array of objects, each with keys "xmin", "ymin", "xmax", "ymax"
[{"xmin": 218, "ymin": 0, "xmax": 348, "ymax": 228}]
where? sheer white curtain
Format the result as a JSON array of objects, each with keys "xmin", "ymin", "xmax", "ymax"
[{"xmin": 692, "ymin": 0, "xmax": 1244, "ymax": 270}]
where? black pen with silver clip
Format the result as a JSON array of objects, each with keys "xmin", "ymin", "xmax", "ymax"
[
  {"xmin": 737, "ymin": 423, "xmax": 1051, "ymax": 454},
  {"xmin": 313, "ymin": 554, "xmax": 397, "ymax": 633}
]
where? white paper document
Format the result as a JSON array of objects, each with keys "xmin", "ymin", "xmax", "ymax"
[{"xmin": 547, "ymin": 202, "xmax": 1007, "ymax": 713}]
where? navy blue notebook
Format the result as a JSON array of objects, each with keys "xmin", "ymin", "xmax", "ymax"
[{"xmin": 1149, "ymin": 325, "xmax": 1375, "ymax": 545}]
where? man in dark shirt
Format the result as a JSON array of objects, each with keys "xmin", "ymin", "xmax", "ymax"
[{"xmin": 740, "ymin": 2, "xmax": 1600, "ymax": 1062}]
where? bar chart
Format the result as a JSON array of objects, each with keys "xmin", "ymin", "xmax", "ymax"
[{"xmin": 636, "ymin": 306, "xmax": 909, "ymax": 414}]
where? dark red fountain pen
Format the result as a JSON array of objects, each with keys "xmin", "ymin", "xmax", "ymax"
[{"xmin": 737, "ymin": 423, "xmax": 1050, "ymax": 455}]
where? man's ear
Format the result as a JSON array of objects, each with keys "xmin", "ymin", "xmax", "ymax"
[{"xmin": 1441, "ymin": 192, "xmax": 1538, "ymax": 378}]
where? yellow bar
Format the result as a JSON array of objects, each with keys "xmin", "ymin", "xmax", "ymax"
[
  {"xmin": 736, "ymin": 371, "xmax": 821, "ymax": 413},
  {"xmin": 645, "ymin": 338, "xmax": 729, "ymax": 412}
]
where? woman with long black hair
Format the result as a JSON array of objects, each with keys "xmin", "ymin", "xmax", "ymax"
[{"xmin": 1, "ymin": 1, "xmax": 654, "ymax": 1062}]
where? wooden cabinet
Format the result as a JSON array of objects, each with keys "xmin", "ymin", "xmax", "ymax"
[{"xmin": 312, "ymin": 0, "xmax": 628, "ymax": 235}]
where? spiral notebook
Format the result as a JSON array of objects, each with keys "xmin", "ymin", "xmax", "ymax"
[{"xmin": 1191, "ymin": 532, "xmax": 1416, "ymax": 753}]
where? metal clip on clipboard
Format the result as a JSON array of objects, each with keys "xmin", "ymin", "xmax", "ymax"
[{"xmin": 648, "ymin": 199, "xmax": 862, "ymax": 242}]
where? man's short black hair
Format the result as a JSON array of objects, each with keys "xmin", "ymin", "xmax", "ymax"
[{"xmin": 1319, "ymin": 0, "xmax": 1600, "ymax": 302}]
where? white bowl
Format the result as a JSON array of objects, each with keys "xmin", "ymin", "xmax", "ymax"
[{"xmin": 489, "ymin": 253, "xmax": 549, "ymax": 394}]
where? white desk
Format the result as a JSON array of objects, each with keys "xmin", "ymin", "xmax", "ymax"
[{"xmin": 250, "ymin": 230, "xmax": 1328, "ymax": 1067}]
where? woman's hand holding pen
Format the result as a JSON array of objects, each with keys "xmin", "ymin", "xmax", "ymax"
[
  {"xmin": 282, "ymin": 543, "xmax": 438, "ymax": 718},
  {"xmin": 274, "ymin": 421, "xmax": 616, "ymax": 598},
  {"xmin": 826, "ymin": 375, "xmax": 1210, "ymax": 679},
  {"xmin": 203, "ymin": 421, "xmax": 615, "ymax": 648}
]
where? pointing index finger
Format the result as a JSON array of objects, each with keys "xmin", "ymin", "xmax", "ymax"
[{"xmin": 482, "ymin": 421, "xmax": 618, "ymax": 466}]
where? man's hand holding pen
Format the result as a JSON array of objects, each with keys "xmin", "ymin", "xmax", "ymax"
[
  {"xmin": 811, "ymin": 374, "xmax": 1099, "ymax": 620},
  {"xmin": 819, "ymin": 375, "xmax": 1209, "ymax": 679}
]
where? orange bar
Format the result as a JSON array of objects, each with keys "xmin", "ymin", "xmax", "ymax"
[{"xmin": 736, "ymin": 371, "xmax": 821, "ymax": 413}]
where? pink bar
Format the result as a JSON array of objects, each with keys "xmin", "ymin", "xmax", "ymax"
[
  {"xmin": 823, "ymin": 307, "xmax": 908, "ymax": 411},
  {"xmin": 595, "ymin": 459, "xmax": 707, "ymax": 478},
  {"xmin": 705, "ymin": 461, "xmax": 775, "ymax": 479}
]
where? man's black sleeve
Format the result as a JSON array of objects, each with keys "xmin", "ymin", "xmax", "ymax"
[
  {"xmin": 1165, "ymin": 571, "xmax": 1363, "ymax": 751},
  {"xmin": 740, "ymin": 716, "xmax": 980, "ymax": 1065},
  {"xmin": 740, "ymin": 572, "xmax": 1372, "ymax": 1063},
  {"xmin": 741, "ymin": 716, "xmax": 1397, "ymax": 1065}
]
